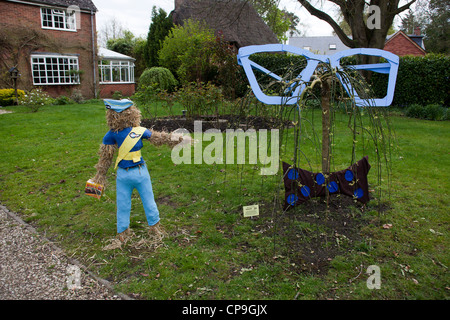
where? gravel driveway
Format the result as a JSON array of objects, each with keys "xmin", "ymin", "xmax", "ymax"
[{"xmin": 0, "ymin": 204, "xmax": 129, "ymax": 300}]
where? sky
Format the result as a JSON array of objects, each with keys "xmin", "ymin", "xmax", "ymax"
[{"xmin": 93, "ymin": 0, "xmax": 336, "ymax": 43}]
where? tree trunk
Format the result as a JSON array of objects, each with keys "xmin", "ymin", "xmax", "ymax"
[
  {"xmin": 321, "ymin": 77, "xmax": 332, "ymax": 207},
  {"xmin": 321, "ymin": 78, "xmax": 331, "ymax": 175}
]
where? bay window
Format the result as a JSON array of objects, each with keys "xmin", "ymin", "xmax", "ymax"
[{"xmin": 31, "ymin": 54, "xmax": 80, "ymax": 85}]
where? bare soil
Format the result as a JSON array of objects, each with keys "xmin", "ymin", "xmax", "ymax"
[{"xmin": 141, "ymin": 114, "xmax": 291, "ymax": 132}]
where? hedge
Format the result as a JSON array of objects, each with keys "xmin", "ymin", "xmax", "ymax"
[
  {"xmin": 372, "ymin": 54, "xmax": 450, "ymax": 107},
  {"xmin": 0, "ymin": 88, "xmax": 25, "ymax": 106}
]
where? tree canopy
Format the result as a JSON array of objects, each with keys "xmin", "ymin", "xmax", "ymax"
[
  {"xmin": 297, "ymin": 0, "xmax": 417, "ymax": 49},
  {"xmin": 144, "ymin": 7, "xmax": 174, "ymax": 68}
]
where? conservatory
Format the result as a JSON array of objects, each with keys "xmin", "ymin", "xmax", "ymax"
[{"xmin": 98, "ymin": 47, "xmax": 135, "ymax": 98}]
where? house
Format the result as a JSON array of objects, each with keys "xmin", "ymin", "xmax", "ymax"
[
  {"xmin": 384, "ymin": 27, "xmax": 426, "ymax": 56},
  {"xmin": 0, "ymin": 0, "xmax": 100, "ymax": 99},
  {"xmin": 98, "ymin": 47, "xmax": 136, "ymax": 98},
  {"xmin": 171, "ymin": 0, "xmax": 279, "ymax": 50},
  {"xmin": 288, "ymin": 35, "xmax": 348, "ymax": 55},
  {"xmin": 289, "ymin": 27, "xmax": 426, "ymax": 56}
]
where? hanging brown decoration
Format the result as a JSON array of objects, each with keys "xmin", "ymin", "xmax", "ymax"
[{"xmin": 283, "ymin": 156, "xmax": 371, "ymax": 209}]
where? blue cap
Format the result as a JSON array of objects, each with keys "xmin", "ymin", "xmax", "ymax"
[{"xmin": 103, "ymin": 99, "xmax": 133, "ymax": 112}]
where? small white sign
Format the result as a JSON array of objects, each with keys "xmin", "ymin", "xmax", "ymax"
[{"xmin": 243, "ymin": 205, "xmax": 259, "ymax": 217}]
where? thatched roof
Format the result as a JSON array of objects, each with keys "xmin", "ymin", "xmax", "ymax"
[{"xmin": 171, "ymin": 0, "xmax": 279, "ymax": 48}]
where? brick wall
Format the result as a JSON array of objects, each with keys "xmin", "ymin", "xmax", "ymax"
[
  {"xmin": 0, "ymin": 1, "xmax": 98, "ymax": 99},
  {"xmin": 99, "ymin": 83, "xmax": 136, "ymax": 98},
  {"xmin": 384, "ymin": 32, "xmax": 426, "ymax": 57}
]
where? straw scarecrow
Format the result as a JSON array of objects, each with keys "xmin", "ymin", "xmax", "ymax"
[{"xmin": 89, "ymin": 99, "xmax": 183, "ymax": 242}]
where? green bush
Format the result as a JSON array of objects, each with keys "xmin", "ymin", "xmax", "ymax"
[
  {"xmin": 405, "ymin": 103, "xmax": 448, "ymax": 120},
  {"xmin": 54, "ymin": 95, "xmax": 74, "ymax": 105},
  {"xmin": 0, "ymin": 88, "xmax": 25, "ymax": 106},
  {"xmin": 112, "ymin": 91, "xmax": 123, "ymax": 100},
  {"xmin": 70, "ymin": 89, "xmax": 84, "ymax": 104},
  {"xmin": 424, "ymin": 104, "xmax": 445, "ymax": 120},
  {"xmin": 405, "ymin": 104, "xmax": 426, "ymax": 118},
  {"xmin": 18, "ymin": 88, "xmax": 55, "ymax": 112},
  {"xmin": 175, "ymin": 82, "xmax": 231, "ymax": 118},
  {"xmin": 138, "ymin": 67, "xmax": 178, "ymax": 92}
]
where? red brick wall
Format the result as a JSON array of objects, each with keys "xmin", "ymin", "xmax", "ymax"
[
  {"xmin": 0, "ymin": 1, "xmax": 98, "ymax": 99},
  {"xmin": 99, "ymin": 83, "xmax": 136, "ymax": 98},
  {"xmin": 384, "ymin": 33, "xmax": 426, "ymax": 56}
]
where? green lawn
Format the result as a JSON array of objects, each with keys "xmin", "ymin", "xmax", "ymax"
[{"xmin": 0, "ymin": 101, "xmax": 448, "ymax": 300}]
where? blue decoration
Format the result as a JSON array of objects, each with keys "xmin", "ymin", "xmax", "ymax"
[
  {"xmin": 237, "ymin": 44, "xmax": 399, "ymax": 107},
  {"xmin": 315, "ymin": 173, "xmax": 325, "ymax": 185},
  {"xmin": 301, "ymin": 185, "xmax": 311, "ymax": 197},
  {"xmin": 287, "ymin": 168, "xmax": 299, "ymax": 180},
  {"xmin": 327, "ymin": 181, "xmax": 339, "ymax": 193},
  {"xmin": 354, "ymin": 188, "xmax": 364, "ymax": 199},
  {"xmin": 345, "ymin": 170, "xmax": 354, "ymax": 182},
  {"xmin": 287, "ymin": 194, "xmax": 298, "ymax": 206}
]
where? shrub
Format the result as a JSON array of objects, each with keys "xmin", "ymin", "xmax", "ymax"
[
  {"xmin": 175, "ymin": 82, "xmax": 231, "ymax": 118},
  {"xmin": 112, "ymin": 91, "xmax": 123, "ymax": 100},
  {"xmin": 405, "ymin": 103, "xmax": 448, "ymax": 120},
  {"xmin": 0, "ymin": 88, "xmax": 25, "ymax": 106},
  {"xmin": 18, "ymin": 88, "xmax": 55, "ymax": 112},
  {"xmin": 54, "ymin": 95, "xmax": 74, "ymax": 105},
  {"xmin": 405, "ymin": 104, "xmax": 426, "ymax": 119},
  {"xmin": 424, "ymin": 104, "xmax": 445, "ymax": 120},
  {"xmin": 70, "ymin": 89, "xmax": 84, "ymax": 104},
  {"xmin": 138, "ymin": 67, "xmax": 178, "ymax": 92}
]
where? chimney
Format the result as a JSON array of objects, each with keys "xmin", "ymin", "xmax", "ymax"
[{"xmin": 414, "ymin": 26, "xmax": 421, "ymax": 36}]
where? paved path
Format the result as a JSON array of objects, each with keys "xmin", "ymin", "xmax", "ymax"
[{"xmin": 0, "ymin": 204, "xmax": 130, "ymax": 300}]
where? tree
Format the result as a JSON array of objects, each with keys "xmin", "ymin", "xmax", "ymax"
[
  {"xmin": 335, "ymin": 11, "xmax": 396, "ymax": 37},
  {"xmin": 131, "ymin": 38, "xmax": 147, "ymax": 79},
  {"xmin": 423, "ymin": 0, "xmax": 449, "ymax": 54},
  {"xmin": 107, "ymin": 31, "xmax": 147, "ymax": 78},
  {"xmin": 159, "ymin": 19, "xmax": 216, "ymax": 84},
  {"xmin": 107, "ymin": 30, "xmax": 135, "ymax": 56},
  {"xmin": 399, "ymin": 9, "xmax": 427, "ymax": 35},
  {"xmin": 251, "ymin": 0, "xmax": 301, "ymax": 42},
  {"xmin": 144, "ymin": 7, "xmax": 174, "ymax": 68},
  {"xmin": 98, "ymin": 17, "xmax": 125, "ymax": 47},
  {"xmin": 297, "ymin": 0, "xmax": 417, "ymax": 50}
]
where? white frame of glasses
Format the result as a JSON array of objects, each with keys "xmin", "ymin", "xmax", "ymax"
[{"xmin": 237, "ymin": 44, "xmax": 399, "ymax": 107}]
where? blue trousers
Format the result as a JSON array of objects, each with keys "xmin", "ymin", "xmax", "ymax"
[{"xmin": 116, "ymin": 163, "xmax": 160, "ymax": 233}]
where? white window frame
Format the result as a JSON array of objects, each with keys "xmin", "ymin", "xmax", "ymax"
[
  {"xmin": 41, "ymin": 7, "xmax": 77, "ymax": 31},
  {"xmin": 99, "ymin": 60, "xmax": 135, "ymax": 84},
  {"xmin": 31, "ymin": 54, "xmax": 80, "ymax": 85}
]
